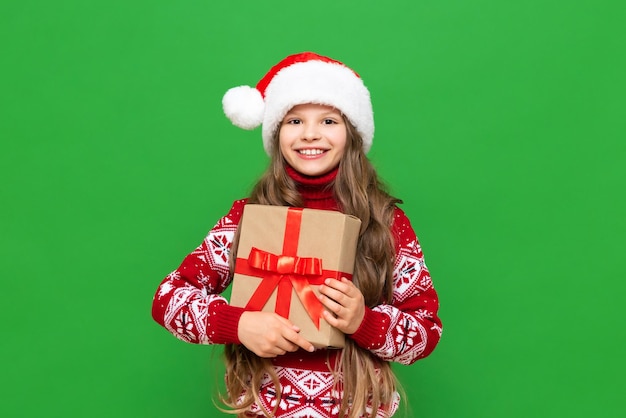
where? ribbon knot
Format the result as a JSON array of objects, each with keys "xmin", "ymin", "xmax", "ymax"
[{"xmin": 248, "ymin": 247, "xmax": 323, "ymax": 276}]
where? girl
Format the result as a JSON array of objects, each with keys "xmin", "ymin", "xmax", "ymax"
[{"xmin": 152, "ymin": 52, "xmax": 442, "ymax": 418}]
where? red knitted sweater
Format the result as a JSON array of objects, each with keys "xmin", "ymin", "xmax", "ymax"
[{"xmin": 151, "ymin": 166, "xmax": 442, "ymax": 416}]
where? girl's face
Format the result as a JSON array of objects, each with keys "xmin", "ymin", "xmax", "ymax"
[{"xmin": 278, "ymin": 103, "xmax": 347, "ymax": 177}]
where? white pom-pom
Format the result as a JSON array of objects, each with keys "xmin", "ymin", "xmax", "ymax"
[{"xmin": 222, "ymin": 85, "xmax": 265, "ymax": 130}]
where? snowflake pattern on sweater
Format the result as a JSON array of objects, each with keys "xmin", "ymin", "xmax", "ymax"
[
  {"xmin": 242, "ymin": 366, "xmax": 400, "ymax": 418},
  {"xmin": 352, "ymin": 210, "xmax": 443, "ymax": 364},
  {"xmin": 152, "ymin": 201, "xmax": 244, "ymax": 345}
]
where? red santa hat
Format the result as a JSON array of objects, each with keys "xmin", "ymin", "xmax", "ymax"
[{"xmin": 222, "ymin": 52, "xmax": 374, "ymax": 155}]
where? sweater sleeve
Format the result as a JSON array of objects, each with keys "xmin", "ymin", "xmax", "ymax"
[
  {"xmin": 349, "ymin": 207, "xmax": 443, "ymax": 365},
  {"xmin": 151, "ymin": 199, "xmax": 247, "ymax": 345}
]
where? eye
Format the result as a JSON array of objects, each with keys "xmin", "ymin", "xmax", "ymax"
[
  {"xmin": 322, "ymin": 118, "xmax": 337, "ymax": 125},
  {"xmin": 286, "ymin": 118, "xmax": 301, "ymax": 125}
]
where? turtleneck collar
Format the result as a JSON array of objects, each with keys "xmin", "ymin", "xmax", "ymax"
[{"xmin": 285, "ymin": 165, "xmax": 339, "ymax": 210}]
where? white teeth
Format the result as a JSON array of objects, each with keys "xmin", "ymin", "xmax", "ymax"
[{"xmin": 298, "ymin": 149, "xmax": 324, "ymax": 155}]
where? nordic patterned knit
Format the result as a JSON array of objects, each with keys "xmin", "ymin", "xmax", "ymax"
[{"xmin": 152, "ymin": 166, "xmax": 442, "ymax": 417}]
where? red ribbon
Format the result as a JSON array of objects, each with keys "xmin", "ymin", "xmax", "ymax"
[{"xmin": 235, "ymin": 207, "xmax": 351, "ymax": 329}]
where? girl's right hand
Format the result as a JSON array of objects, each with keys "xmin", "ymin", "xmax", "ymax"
[{"xmin": 237, "ymin": 311, "xmax": 315, "ymax": 357}]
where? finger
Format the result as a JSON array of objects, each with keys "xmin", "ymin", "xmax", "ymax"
[
  {"xmin": 322, "ymin": 310, "xmax": 340, "ymax": 327},
  {"xmin": 254, "ymin": 342, "xmax": 286, "ymax": 358},
  {"xmin": 274, "ymin": 314, "xmax": 302, "ymax": 332},
  {"xmin": 268, "ymin": 315, "xmax": 313, "ymax": 352},
  {"xmin": 319, "ymin": 284, "xmax": 348, "ymax": 306},
  {"xmin": 323, "ymin": 278, "xmax": 359, "ymax": 301},
  {"xmin": 274, "ymin": 340, "xmax": 299, "ymax": 354},
  {"xmin": 283, "ymin": 328, "xmax": 315, "ymax": 352},
  {"xmin": 271, "ymin": 348, "xmax": 287, "ymax": 357},
  {"xmin": 326, "ymin": 277, "xmax": 355, "ymax": 291},
  {"xmin": 318, "ymin": 292, "xmax": 344, "ymax": 314},
  {"xmin": 340, "ymin": 277, "xmax": 354, "ymax": 288},
  {"xmin": 255, "ymin": 334, "xmax": 295, "ymax": 358}
]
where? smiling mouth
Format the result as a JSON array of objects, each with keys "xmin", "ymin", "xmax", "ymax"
[{"xmin": 297, "ymin": 149, "xmax": 326, "ymax": 156}]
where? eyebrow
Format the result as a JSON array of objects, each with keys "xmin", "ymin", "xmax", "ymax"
[{"xmin": 285, "ymin": 110, "xmax": 343, "ymax": 118}]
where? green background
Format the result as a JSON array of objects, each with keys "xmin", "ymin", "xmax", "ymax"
[{"xmin": 2, "ymin": 0, "xmax": 624, "ymax": 417}]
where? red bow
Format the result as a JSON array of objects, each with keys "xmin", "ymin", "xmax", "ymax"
[
  {"xmin": 247, "ymin": 247, "xmax": 322, "ymax": 276},
  {"xmin": 242, "ymin": 246, "xmax": 325, "ymax": 327}
]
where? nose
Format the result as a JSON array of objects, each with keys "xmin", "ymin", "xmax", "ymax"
[{"xmin": 302, "ymin": 123, "xmax": 321, "ymax": 141}]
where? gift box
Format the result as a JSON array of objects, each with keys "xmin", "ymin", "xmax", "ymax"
[{"xmin": 230, "ymin": 204, "xmax": 361, "ymax": 348}]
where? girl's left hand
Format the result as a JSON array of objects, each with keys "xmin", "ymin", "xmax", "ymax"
[{"xmin": 317, "ymin": 277, "xmax": 365, "ymax": 334}]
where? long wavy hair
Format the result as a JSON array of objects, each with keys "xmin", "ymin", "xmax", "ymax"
[{"xmin": 220, "ymin": 115, "xmax": 402, "ymax": 418}]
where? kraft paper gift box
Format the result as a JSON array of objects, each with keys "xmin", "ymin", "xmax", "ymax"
[{"xmin": 230, "ymin": 204, "xmax": 361, "ymax": 348}]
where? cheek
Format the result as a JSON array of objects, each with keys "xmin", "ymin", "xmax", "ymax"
[
  {"xmin": 335, "ymin": 147, "xmax": 346, "ymax": 162},
  {"xmin": 335, "ymin": 133, "xmax": 348, "ymax": 155}
]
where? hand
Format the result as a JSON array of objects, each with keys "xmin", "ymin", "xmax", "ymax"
[
  {"xmin": 238, "ymin": 311, "xmax": 315, "ymax": 358},
  {"xmin": 318, "ymin": 277, "xmax": 365, "ymax": 334}
]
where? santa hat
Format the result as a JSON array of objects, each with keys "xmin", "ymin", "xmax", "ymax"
[{"xmin": 222, "ymin": 52, "xmax": 374, "ymax": 155}]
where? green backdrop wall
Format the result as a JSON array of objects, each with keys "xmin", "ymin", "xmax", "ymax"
[{"xmin": 2, "ymin": 0, "xmax": 624, "ymax": 417}]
